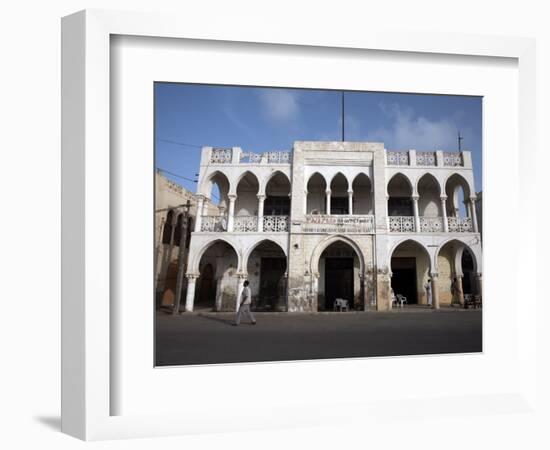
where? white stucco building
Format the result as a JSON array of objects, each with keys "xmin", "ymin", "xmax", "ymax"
[{"xmin": 180, "ymin": 141, "xmax": 482, "ymax": 313}]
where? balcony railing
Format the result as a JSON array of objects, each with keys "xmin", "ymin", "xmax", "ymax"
[
  {"xmin": 263, "ymin": 215, "xmax": 289, "ymax": 232},
  {"xmin": 303, "ymin": 215, "xmax": 374, "ymax": 233},
  {"xmin": 447, "ymin": 216, "xmax": 472, "ymax": 232},
  {"xmin": 389, "ymin": 216, "xmax": 474, "ymax": 233},
  {"xmin": 236, "ymin": 150, "xmax": 292, "ymax": 164},
  {"xmin": 233, "ymin": 216, "xmax": 258, "ymax": 232},
  {"xmin": 389, "ymin": 216, "xmax": 415, "ymax": 232},
  {"xmin": 201, "ymin": 215, "xmax": 227, "ymax": 232},
  {"xmin": 419, "ymin": 216, "xmax": 444, "ymax": 232}
]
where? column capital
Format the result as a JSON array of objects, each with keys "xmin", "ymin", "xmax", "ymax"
[
  {"xmin": 185, "ymin": 273, "xmax": 200, "ymax": 280},
  {"xmin": 257, "ymin": 194, "xmax": 266, "ymax": 200},
  {"xmin": 325, "ymin": 189, "xmax": 332, "ymax": 194},
  {"xmin": 440, "ymin": 195, "xmax": 448, "ymax": 201},
  {"xmin": 237, "ymin": 272, "xmax": 248, "ymax": 279},
  {"xmin": 347, "ymin": 189, "xmax": 354, "ymax": 195},
  {"xmin": 454, "ymin": 273, "xmax": 464, "ymax": 279},
  {"xmin": 430, "ymin": 272, "xmax": 439, "ymax": 279},
  {"xmin": 476, "ymin": 272, "xmax": 483, "ymax": 279},
  {"xmin": 195, "ymin": 194, "xmax": 206, "ymax": 202},
  {"xmin": 228, "ymin": 193, "xmax": 237, "ymax": 200},
  {"xmin": 412, "ymin": 195, "xmax": 419, "ymax": 201},
  {"xmin": 470, "ymin": 196, "xmax": 478, "ymax": 202}
]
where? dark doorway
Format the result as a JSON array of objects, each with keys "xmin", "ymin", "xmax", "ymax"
[
  {"xmin": 330, "ymin": 197, "xmax": 349, "ymax": 215},
  {"xmin": 391, "ymin": 257, "xmax": 418, "ymax": 304},
  {"xmin": 258, "ymin": 257, "xmax": 287, "ymax": 311},
  {"xmin": 196, "ymin": 263, "xmax": 216, "ymax": 309},
  {"xmin": 461, "ymin": 250, "xmax": 475, "ymax": 295},
  {"xmin": 324, "ymin": 257, "xmax": 354, "ymax": 310}
]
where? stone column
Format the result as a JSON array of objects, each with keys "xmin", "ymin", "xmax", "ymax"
[
  {"xmin": 359, "ymin": 273, "xmax": 366, "ymax": 310},
  {"xmin": 475, "ymin": 273, "xmax": 483, "ymax": 299},
  {"xmin": 348, "ymin": 190, "xmax": 353, "ymax": 215},
  {"xmin": 194, "ymin": 195, "xmax": 205, "ymax": 232},
  {"xmin": 456, "ymin": 274, "xmax": 465, "ymax": 306},
  {"xmin": 184, "ymin": 274, "xmax": 199, "ymax": 312},
  {"xmin": 431, "ymin": 273, "xmax": 440, "ymax": 309},
  {"xmin": 227, "ymin": 194, "xmax": 237, "ymax": 232},
  {"xmin": 257, "ymin": 194, "xmax": 265, "ymax": 232},
  {"xmin": 376, "ymin": 268, "xmax": 392, "ymax": 311},
  {"xmin": 236, "ymin": 273, "xmax": 247, "ymax": 312},
  {"xmin": 441, "ymin": 196, "xmax": 449, "ymax": 232},
  {"xmin": 326, "ymin": 189, "xmax": 331, "ymax": 215},
  {"xmin": 470, "ymin": 197, "xmax": 479, "ymax": 233},
  {"xmin": 412, "ymin": 195, "xmax": 420, "ymax": 232}
]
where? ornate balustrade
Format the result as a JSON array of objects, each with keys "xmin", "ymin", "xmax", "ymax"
[
  {"xmin": 303, "ymin": 215, "xmax": 374, "ymax": 233},
  {"xmin": 239, "ymin": 151, "xmax": 291, "ymax": 164},
  {"xmin": 386, "ymin": 151, "xmax": 409, "ymax": 166},
  {"xmin": 419, "ymin": 216, "xmax": 444, "ymax": 232},
  {"xmin": 416, "ymin": 152, "xmax": 437, "ymax": 166},
  {"xmin": 443, "ymin": 152, "xmax": 463, "ymax": 166},
  {"xmin": 447, "ymin": 216, "xmax": 472, "ymax": 232},
  {"xmin": 263, "ymin": 215, "xmax": 289, "ymax": 232},
  {"xmin": 233, "ymin": 216, "xmax": 259, "ymax": 232},
  {"xmin": 210, "ymin": 148, "xmax": 232, "ymax": 164},
  {"xmin": 201, "ymin": 215, "xmax": 227, "ymax": 232},
  {"xmin": 389, "ymin": 216, "xmax": 415, "ymax": 232}
]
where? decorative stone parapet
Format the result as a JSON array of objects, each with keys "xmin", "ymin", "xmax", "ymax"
[
  {"xmin": 210, "ymin": 147, "xmax": 232, "ymax": 163},
  {"xmin": 238, "ymin": 150, "xmax": 292, "ymax": 164},
  {"xmin": 419, "ymin": 216, "xmax": 444, "ymax": 232},
  {"xmin": 447, "ymin": 216, "xmax": 473, "ymax": 232},
  {"xmin": 200, "ymin": 215, "xmax": 227, "ymax": 232},
  {"xmin": 233, "ymin": 215, "xmax": 259, "ymax": 232},
  {"xmin": 386, "ymin": 151, "xmax": 409, "ymax": 166},
  {"xmin": 443, "ymin": 152, "xmax": 464, "ymax": 166},
  {"xmin": 416, "ymin": 152, "xmax": 437, "ymax": 166},
  {"xmin": 262, "ymin": 215, "xmax": 289, "ymax": 232},
  {"xmin": 389, "ymin": 216, "xmax": 415, "ymax": 232},
  {"xmin": 302, "ymin": 215, "xmax": 374, "ymax": 233}
]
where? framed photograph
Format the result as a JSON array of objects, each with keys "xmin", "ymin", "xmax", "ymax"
[{"xmin": 62, "ymin": 9, "xmax": 537, "ymax": 440}]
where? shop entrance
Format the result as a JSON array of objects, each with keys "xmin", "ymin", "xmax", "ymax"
[
  {"xmin": 324, "ymin": 257, "xmax": 354, "ymax": 310},
  {"xmin": 391, "ymin": 257, "xmax": 418, "ymax": 304}
]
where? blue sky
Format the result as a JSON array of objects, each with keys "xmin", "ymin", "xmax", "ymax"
[{"xmin": 155, "ymin": 83, "xmax": 482, "ymax": 195}]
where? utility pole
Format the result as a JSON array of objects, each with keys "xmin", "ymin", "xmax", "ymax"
[
  {"xmin": 173, "ymin": 200, "xmax": 192, "ymax": 315},
  {"xmin": 458, "ymin": 130, "xmax": 464, "ymax": 151},
  {"xmin": 341, "ymin": 91, "xmax": 345, "ymax": 142}
]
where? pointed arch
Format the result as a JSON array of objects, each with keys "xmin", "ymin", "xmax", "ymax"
[
  {"xmin": 190, "ymin": 238, "xmax": 242, "ymax": 274},
  {"xmin": 310, "ymin": 235, "xmax": 365, "ymax": 276}
]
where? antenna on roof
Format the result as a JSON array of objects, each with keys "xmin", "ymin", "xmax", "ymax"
[{"xmin": 458, "ymin": 130, "xmax": 464, "ymax": 151}]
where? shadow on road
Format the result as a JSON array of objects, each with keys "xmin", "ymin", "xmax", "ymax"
[{"xmin": 197, "ymin": 313, "xmax": 235, "ymax": 327}]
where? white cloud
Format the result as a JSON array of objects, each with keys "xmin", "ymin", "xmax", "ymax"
[
  {"xmin": 258, "ymin": 89, "xmax": 300, "ymax": 122},
  {"xmin": 368, "ymin": 102, "xmax": 459, "ymax": 151}
]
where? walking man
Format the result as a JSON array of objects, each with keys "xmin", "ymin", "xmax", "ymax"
[{"xmin": 234, "ymin": 280, "xmax": 256, "ymax": 326}]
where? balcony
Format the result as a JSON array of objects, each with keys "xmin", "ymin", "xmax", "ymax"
[
  {"xmin": 200, "ymin": 215, "xmax": 289, "ymax": 232},
  {"xmin": 386, "ymin": 150, "xmax": 465, "ymax": 167},
  {"xmin": 303, "ymin": 215, "xmax": 375, "ymax": 233},
  {"xmin": 389, "ymin": 216, "xmax": 473, "ymax": 233}
]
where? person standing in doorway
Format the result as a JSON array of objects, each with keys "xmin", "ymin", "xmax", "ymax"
[
  {"xmin": 424, "ymin": 278, "xmax": 433, "ymax": 307},
  {"xmin": 234, "ymin": 280, "xmax": 256, "ymax": 326}
]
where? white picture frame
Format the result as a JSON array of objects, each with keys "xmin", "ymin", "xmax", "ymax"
[{"xmin": 61, "ymin": 9, "xmax": 537, "ymax": 441}]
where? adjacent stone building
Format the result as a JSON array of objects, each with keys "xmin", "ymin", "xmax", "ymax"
[
  {"xmin": 155, "ymin": 171, "xmax": 218, "ymax": 308},
  {"xmin": 182, "ymin": 142, "xmax": 482, "ymax": 313}
]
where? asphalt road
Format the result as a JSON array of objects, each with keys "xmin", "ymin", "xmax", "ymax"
[{"xmin": 155, "ymin": 309, "xmax": 482, "ymax": 366}]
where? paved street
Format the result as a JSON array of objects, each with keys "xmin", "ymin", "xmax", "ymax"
[{"xmin": 155, "ymin": 309, "xmax": 482, "ymax": 366}]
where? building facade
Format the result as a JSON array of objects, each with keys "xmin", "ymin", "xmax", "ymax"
[{"xmin": 183, "ymin": 141, "xmax": 482, "ymax": 313}]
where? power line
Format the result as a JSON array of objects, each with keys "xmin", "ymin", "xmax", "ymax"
[
  {"xmin": 156, "ymin": 138, "xmax": 203, "ymax": 149},
  {"xmin": 156, "ymin": 167, "xmax": 197, "ymax": 183},
  {"xmin": 157, "ymin": 167, "xmax": 220, "ymax": 202}
]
